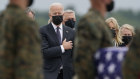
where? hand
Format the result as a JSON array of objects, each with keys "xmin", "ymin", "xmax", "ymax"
[{"xmin": 62, "ymin": 39, "xmax": 73, "ymax": 50}]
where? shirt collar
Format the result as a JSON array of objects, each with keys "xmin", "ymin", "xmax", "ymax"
[{"xmin": 51, "ymin": 22, "xmax": 63, "ymax": 30}]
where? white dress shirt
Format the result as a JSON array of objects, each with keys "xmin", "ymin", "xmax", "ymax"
[
  {"xmin": 51, "ymin": 22, "xmax": 65, "ymax": 70},
  {"xmin": 51, "ymin": 22, "xmax": 65, "ymax": 53}
]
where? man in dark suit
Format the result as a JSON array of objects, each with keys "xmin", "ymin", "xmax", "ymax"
[
  {"xmin": 40, "ymin": 3, "xmax": 75, "ymax": 79},
  {"xmin": 63, "ymin": 9, "xmax": 76, "ymax": 29}
]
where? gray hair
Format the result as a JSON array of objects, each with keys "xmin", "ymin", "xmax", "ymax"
[
  {"xmin": 64, "ymin": 9, "xmax": 75, "ymax": 14},
  {"xmin": 64, "ymin": 9, "xmax": 76, "ymax": 19},
  {"xmin": 49, "ymin": 3, "xmax": 64, "ymax": 14}
]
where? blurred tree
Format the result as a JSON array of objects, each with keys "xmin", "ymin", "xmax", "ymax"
[{"xmin": 107, "ymin": 9, "xmax": 139, "ymax": 27}]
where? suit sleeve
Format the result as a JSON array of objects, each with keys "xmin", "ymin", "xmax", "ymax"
[
  {"xmin": 71, "ymin": 30, "xmax": 76, "ymax": 57},
  {"xmin": 40, "ymin": 27, "xmax": 62, "ymax": 59}
]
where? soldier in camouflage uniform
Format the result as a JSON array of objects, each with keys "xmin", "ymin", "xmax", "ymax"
[
  {"xmin": 123, "ymin": 28, "xmax": 140, "ymax": 79},
  {"xmin": 74, "ymin": 0, "xmax": 113, "ymax": 79},
  {"xmin": 0, "ymin": 0, "xmax": 43, "ymax": 79}
]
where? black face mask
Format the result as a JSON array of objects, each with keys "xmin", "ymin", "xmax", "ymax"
[
  {"xmin": 106, "ymin": 0, "xmax": 114, "ymax": 12},
  {"xmin": 122, "ymin": 36, "xmax": 133, "ymax": 46},
  {"xmin": 28, "ymin": 0, "xmax": 34, "ymax": 7},
  {"xmin": 52, "ymin": 15, "xmax": 63, "ymax": 25},
  {"xmin": 111, "ymin": 29, "xmax": 116, "ymax": 38},
  {"xmin": 65, "ymin": 19, "xmax": 75, "ymax": 28}
]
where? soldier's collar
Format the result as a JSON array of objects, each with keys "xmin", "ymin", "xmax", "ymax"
[
  {"xmin": 89, "ymin": 8, "xmax": 100, "ymax": 14},
  {"xmin": 7, "ymin": 4, "xmax": 21, "ymax": 9},
  {"xmin": 89, "ymin": 8, "xmax": 105, "ymax": 19}
]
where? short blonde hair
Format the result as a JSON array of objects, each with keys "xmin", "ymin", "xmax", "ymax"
[
  {"xmin": 120, "ymin": 24, "xmax": 135, "ymax": 36},
  {"xmin": 106, "ymin": 17, "xmax": 123, "ymax": 46}
]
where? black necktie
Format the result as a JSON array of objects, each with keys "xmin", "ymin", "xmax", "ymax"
[{"xmin": 56, "ymin": 27, "xmax": 61, "ymax": 44}]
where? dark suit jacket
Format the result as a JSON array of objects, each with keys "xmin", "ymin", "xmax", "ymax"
[{"xmin": 40, "ymin": 23, "xmax": 75, "ymax": 79}]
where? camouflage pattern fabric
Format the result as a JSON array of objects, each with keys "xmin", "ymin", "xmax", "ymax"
[
  {"xmin": 123, "ymin": 28, "xmax": 140, "ymax": 79},
  {"xmin": 74, "ymin": 8, "xmax": 113, "ymax": 79},
  {"xmin": 0, "ymin": 4, "xmax": 43, "ymax": 79}
]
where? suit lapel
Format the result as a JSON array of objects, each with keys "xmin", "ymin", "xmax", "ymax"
[
  {"xmin": 62, "ymin": 25, "xmax": 68, "ymax": 42},
  {"xmin": 48, "ymin": 23, "xmax": 60, "ymax": 45}
]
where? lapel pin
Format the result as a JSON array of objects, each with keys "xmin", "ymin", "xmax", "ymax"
[{"xmin": 66, "ymin": 31, "xmax": 69, "ymax": 33}]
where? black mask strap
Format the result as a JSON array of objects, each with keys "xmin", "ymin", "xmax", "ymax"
[
  {"xmin": 106, "ymin": 0, "xmax": 114, "ymax": 12},
  {"xmin": 28, "ymin": 0, "xmax": 34, "ymax": 7}
]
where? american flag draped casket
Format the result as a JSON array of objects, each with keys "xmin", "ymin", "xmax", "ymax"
[{"xmin": 94, "ymin": 47, "xmax": 128, "ymax": 79}]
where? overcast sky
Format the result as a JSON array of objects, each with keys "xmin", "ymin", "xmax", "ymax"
[{"xmin": 0, "ymin": 0, "xmax": 140, "ymax": 14}]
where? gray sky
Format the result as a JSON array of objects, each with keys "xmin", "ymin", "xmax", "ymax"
[{"xmin": 0, "ymin": 0, "xmax": 140, "ymax": 14}]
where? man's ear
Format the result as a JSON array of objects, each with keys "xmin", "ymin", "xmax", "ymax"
[
  {"xmin": 62, "ymin": 12, "xmax": 64, "ymax": 16},
  {"xmin": 49, "ymin": 13, "xmax": 52, "ymax": 19},
  {"xmin": 62, "ymin": 13, "xmax": 64, "ymax": 16},
  {"xmin": 48, "ymin": 14, "xmax": 51, "ymax": 21},
  {"xmin": 63, "ymin": 13, "xmax": 65, "ymax": 19}
]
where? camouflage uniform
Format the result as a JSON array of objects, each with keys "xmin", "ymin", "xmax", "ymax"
[
  {"xmin": 123, "ymin": 29, "xmax": 140, "ymax": 79},
  {"xmin": 74, "ymin": 8, "xmax": 113, "ymax": 79},
  {"xmin": 0, "ymin": 4, "xmax": 43, "ymax": 79}
]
